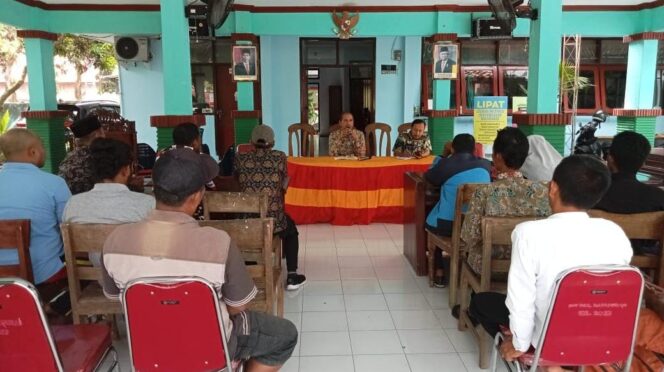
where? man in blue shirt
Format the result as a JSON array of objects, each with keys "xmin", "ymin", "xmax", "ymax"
[
  {"xmin": 0, "ymin": 128, "xmax": 71, "ymax": 285},
  {"xmin": 424, "ymin": 134, "xmax": 490, "ymax": 287}
]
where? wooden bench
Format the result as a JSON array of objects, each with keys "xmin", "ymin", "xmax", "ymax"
[{"xmin": 200, "ymin": 218, "xmax": 284, "ymax": 317}]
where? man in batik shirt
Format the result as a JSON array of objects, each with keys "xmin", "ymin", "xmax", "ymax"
[
  {"xmin": 460, "ymin": 127, "xmax": 551, "ymax": 276},
  {"xmin": 393, "ymin": 119, "xmax": 432, "ymax": 158},
  {"xmin": 234, "ymin": 125, "xmax": 306, "ymax": 291},
  {"xmin": 58, "ymin": 115, "xmax": 104, "ymax": 194},
  {"xmin": 329, "ymin": 112, "xmax": 366, "ymax": 157}
]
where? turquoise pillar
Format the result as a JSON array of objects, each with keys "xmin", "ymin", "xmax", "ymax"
[
  {"xmin": 433, "ymin": 80, "xmax": 451, "ymax": 110},
  {"xmin": 160, "ymin": 0, "xmax": 192, "ymax": 115},
  {"xmin": 624, "ymin": 40, "xmax": 659, "ymax": 109},
  {"xmin": 232, "ymin": 32, "xmax": 260, "ymax": 145},
  {"xmin": 24, "ymin": 38, "xmax": 57, "ymax": 111},
  {"xmin": 527, "ymin": 0, "xmax": 562, "ymax": 113},
  {"xmin": 237, "ymin": 82, "xmax": 255, "ymax": 111}
]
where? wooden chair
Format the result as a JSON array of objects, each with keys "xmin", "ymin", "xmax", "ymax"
[
  {"xmin": 203, "ymin": 191, "xmax": 268, "ymax": 220},
  {"xmin": 60, "ymin": 223, "xmax": 123, "ymax": 326},
  {"xmin": 425, "ymin": 184, "xmax": 483, "ymax": 307},
  {"xmin": 0, "ymin": 219, "xmax": 32, "ymax": 282},
  {"xmin": 365, "ymin": 122, "xmax": 392, "ymax": 157},
  {"xmin": 458, "ymin": 216, "xmax": 542, "ymax": 369},
  {"xmin": 288, "ymin": 123, "xmax": 316, "ymax": 157},
  {"xmin": 200, "ymin": 218, "xmax": 284, "ymax": 317},
  {"xmin": 588, "ymin": 209, "xmax": 664, "ymax": 286},
  {"xmin": 397, "ymin": 123, "xmax": 411, "ymax": 135}
]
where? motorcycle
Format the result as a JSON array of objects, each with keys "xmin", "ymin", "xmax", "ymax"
[{"xmin": 573, "ymin": 110, "xmax": 608, "ymax": 159}]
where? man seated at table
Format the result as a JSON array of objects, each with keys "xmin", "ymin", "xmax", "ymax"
[
  {"xmin": 63, "ymin": 138, "xmax": 155, "ymax": 293},
  {"xmin": 59, "ymin": 115, "xmax": 105, "ymax": 195},
  {"xmin": 102, "ymin": 148, "xmax": 297, "ymax": 372},
  {"xmin": 460, "ymin": 127, "xmax": 551, "ymax": 279},
  {"xmin": 234, "ymin": 125, "xmax": 306, "ymax": 291},
  {"xmin": 595, "ymin": 131, "xmax": 664, "ymax": 213},
  {"xmin": 468, "ymin": 155, "xmax": 632, "ymax": 367},
  {"xmin": 393, "ymin": 119, "xmax": 433, "ymax": 158},
  {"xmin": 424, "ymin": 133, "xmax": 490, "ymax": 287},
  {"xmin": 329, "ymin": 112, "xmax": 366, "ymax": 157},
  {"xmin": 0, "ymin": 128, "xmax": 71, "ymax": 287}
]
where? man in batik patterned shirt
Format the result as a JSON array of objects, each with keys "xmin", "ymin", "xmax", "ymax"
[
  {"xmin": 58, "ymin": 115, "xmax": 104, "ymax": 194},
  {"xmin": 460, "ymin": 127, "xmax": 551, "ymax": 276},
  {"xmin": 392, "ymin": 119, "xmax": 432, "ymax": 158},
  {"xmin": 329, "ymin": 112, "xmax": 366, "ymax": 157},
  {"xmin": 235, "ymin": 125, "xmax": 306, "ymax": 291}
]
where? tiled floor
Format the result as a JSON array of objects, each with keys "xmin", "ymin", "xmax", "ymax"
[{"xmin": 110, "ymin": 223, "xmax": 508, "ymax": 372}]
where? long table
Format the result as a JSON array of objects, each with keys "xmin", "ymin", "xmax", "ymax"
[{"xmin": 285, "ymin": 156, "xmax": 433, "ymax": 225}]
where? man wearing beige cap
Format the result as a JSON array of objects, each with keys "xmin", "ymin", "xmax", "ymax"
[{"xmin": 235, "ymin": 125, "xmax": 306, "ymax": 290}]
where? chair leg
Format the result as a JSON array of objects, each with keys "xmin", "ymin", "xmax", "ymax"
[
  {"xmin": 479, "ymin": 328, "xmax": 490, "ymax": 369},
  {"xmin": 110, "ymin": 314, "xmax": 121, "ymax": 340},
  {"xmin": 489, "ymin": 333, "xmax": 501, "ymax": 372},
  {"xmin": 458, "ymin": 267, "xmax": 470, "ymax": 331},
  {"xmin": 426, "ymin": 235, "xmax": 435, "ymax": 287},
  {"xmin": 449, "ymin": 248, "xmax": 460, "ymax": 308}
]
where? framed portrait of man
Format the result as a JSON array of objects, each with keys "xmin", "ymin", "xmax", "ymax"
[
  {"xmin": 232, "ymin": 45, "xmax": 258, "ymax": 81},
  {"xmin": 433, "ymin": 42, "xmax": 459, "ymax": 80}
]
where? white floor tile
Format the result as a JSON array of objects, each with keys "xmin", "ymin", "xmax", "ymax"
[
  {"xmin": 350, "ymin": 330, "xmax": 404, "ymax": 355},
  {"xmin": 354, "ymin": 354, "xmax": 411, "ymax": 372},
  {"xmin": 445, "ymin": 328, "xmax": 479, "ymax": 353},
  {"xmin": 397, "ymin": 329, "xmax": 456, "ymax": 354},
  {"xmin": 301, "ymin": 311, "xmax": 348, "ymax": 332},
  {"xmin": 303, "ymin": 280, "xmax": 343, "ymax": 296},
  {"xmin": 306, "ymin": 247, "xmax": 337, "ymax": 256},
  {"xmin": 375, "ymin": 266, "xmax": 416, "ymax": 279},
  {"xmin": 284, "ymin": 292, "xmax": 304, "ymax": 312},
  {"xmin": 338, "ymin": 255, "xmax": 373, "ymax": 268},
  {"xmin": 379, "ymin": 279, "xmax": 422, "ymax": 294},
  {"xmin": 305, "ymin": 267, "xmax": 341, "ymax": 280},
  {"xmin": 459, "ymin": 351, "xmax": 510, "ymax": 372},
  {"xmin": 299, "ymin": 331, "xmax": 352, "ymax": 356},
  {"xmin": 340, "ymin": 266, "xmax": 376, "ymax": 279},
  {"xmin": 407, "ymin": 353, "xmax": 467, "ymax": 372},
  {"xmin": 280, "ymin": 357, "xmax": 299, "ymax": 372},
  {"xmin": 335, "ymin": 238, "xmax": 366, "ymax": 249},
  {"xmin": 337, "ymin": 247, "xmax": 370, "ymax": 256},
  {"xmin": 384, "ymin": 293, "xmax": 431, "ymax": 311},
  {"xmin": 344, "ymin": 294, "xmax": 388, "ymax": 311},
  {"xmin": 342, "ymin": 279, "xmax": 383, "ymax": 294},
  {"xmin": 299, "ymin": 355, "xmax": 355, "ymax": 372},
  {"xmin": 371, "ymin": 255, "xmax": 409, "ymax": 268},
  {"xmin": 347, "ymin": 311, "xmax": 395, "ymax": 331},
  {"xmin": 433, "ymin": 309, "xmax": 458, "ymax": 329},
  {"xmin": 390, "ymin": 310, "xmax": 441, "ymax": 330},
  {"xmin": 424, "ymin": 291, "xmax": 449, "ymax": 309},
  {"xmin": 303, "ymin": 295, "xmax": 345, "ymax": 312}
]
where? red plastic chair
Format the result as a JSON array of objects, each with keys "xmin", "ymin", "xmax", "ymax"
[
  {"xmin": 123, "ymin": 277, "xmax": 235, "ymax": 372},
  {"xmin": 490, "ymin": 265, "xmax": 644, "ymax": 372},
  {"xmin": 236, "ymin": 143, "xmax": 255, "ymax": 154},
  {"xmin": 0, "ymin": 278, "xmax": 117, "ymax": 372}
]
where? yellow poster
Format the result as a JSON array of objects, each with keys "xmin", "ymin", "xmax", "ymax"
[{"xmin": 473, "ymin": 96, "xmax": 508, "ymax": 145}]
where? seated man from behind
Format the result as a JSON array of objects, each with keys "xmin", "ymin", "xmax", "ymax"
[
  {"xmin": 329, "ymin": 112, "xmax": 366, "ymax": 157},
  {"xmin": 393, "ymin": 119, "xmax": 432, "ymax": 158},
  {"xmin": 469, "ymin": 155, "xmax": 633, "ymax": 365},
  {"xmin": 461, "ymin": 127, "xmax": 551, "ymax": 277},
  {"xmin": 63, "ymin": 138, "xmax": 155, "ymax": 293},
  {"xmin": 595, "ymin": 130, "xmax": 664, "ymax": 213},
  {"xmin": 425, "ymin": 133, "xmax": 490, "ymax": 287},
  {"xmin": 235, "ymin": 125, "xmax": 306, "ymax": 290},
  {"xmin": 58, "ymin": 115, "xmax": 105, "ymax": 195},
  {"xmin": 102, "ymin": 148, "xmax": 297, "ymax": 372},
  {"xmin": 0, "ymin": 128, "xmax": 71, "ymax": 285}
]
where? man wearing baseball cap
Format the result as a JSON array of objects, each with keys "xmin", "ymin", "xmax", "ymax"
[
  {"xmin": 58, "ymin": 114, "xmax": 105, "ymax": 194},
  {"xmin": 101, "ymin": 148, "xmax": 297, "ymax": 371}
]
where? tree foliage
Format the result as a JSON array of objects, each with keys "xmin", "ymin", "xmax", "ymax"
[{"xmin": 0, "ymin": 25, "xmax": 27, "ymax": 108}]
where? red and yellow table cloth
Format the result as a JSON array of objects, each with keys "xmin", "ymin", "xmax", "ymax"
[{"xmin": 285, "ymin": 156, "xmax": 433, "ymax": 225}]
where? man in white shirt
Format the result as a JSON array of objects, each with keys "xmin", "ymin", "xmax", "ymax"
[{"xmin": 468, "ymin": 155, "xmax": 633, "ymax": 363}]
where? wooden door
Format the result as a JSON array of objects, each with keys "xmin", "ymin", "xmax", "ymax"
[
  {"xmin": 328, "ymin": 85, "xmax": 342, "ymax": 126},
  {"xmin": 215, "ymin": 64, "xmax": 236, "ymax": 155}
]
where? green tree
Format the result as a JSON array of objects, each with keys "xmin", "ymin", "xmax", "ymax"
[
  {"xmin": 54, "ymin": 34, "xmax": 117, "ymax": 100},
  {"xmin": 0, "ymin": 25, "xmax": 27, "ymax": 107}
]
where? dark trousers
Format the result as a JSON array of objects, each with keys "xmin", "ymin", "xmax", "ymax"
[
  {"xmin": 468, "ymin": 292, "xmax": 510, "ymax": 337},
  {"xmin": 276, "ymin": 214, "xmax": 299, "ymax": 273}
]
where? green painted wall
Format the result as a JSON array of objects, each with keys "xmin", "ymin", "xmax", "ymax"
[
  {"xmin": 519, "ymin": 125, "xmax": 566, "ymax": 154},
  {"xmin": 617, "ymin": 116, "xmax": 657, "ymax": 145},
  {"xmin": 428, "ymin": 117, "xmax": 454, "ymax": 154},
  {"xmin": 234, "ymin": 117, "xmax": 259, "ymax": 144},
  {"xmin": 24, "ymin": 38, "xmax": 57, "ymax": 111},
  {"xmin": 26, "ymin": 117, "xmax": 66, "ymax": 174}
]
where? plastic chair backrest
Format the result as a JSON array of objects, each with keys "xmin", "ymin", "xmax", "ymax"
[
  {"xmin": 123, "ymin": 278, "xmax": 230, "ymax": 372},
  {"xmin": 0, "ymin": 278, "xmax": 61, "ymax": 372},
  {"xmin": 0, "ymin": 220, "xmax": 32, "ymax": 282},
  {"xmin": 536, "ymin": 266, "xmax": 643, "ymax": 367},
  {"xmin": 236, "ymin": 143, "xmax": 255, "ymax": 154}
]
